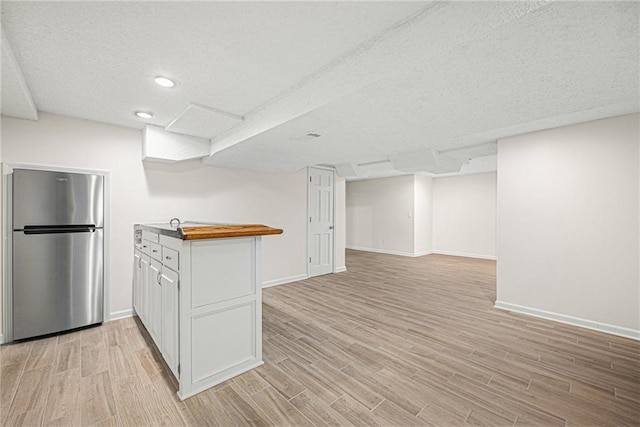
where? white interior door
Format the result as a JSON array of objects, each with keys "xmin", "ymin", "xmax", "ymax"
[{"xmin": 308, "ymin": 167, "xmax": 334, "ymax": 277}]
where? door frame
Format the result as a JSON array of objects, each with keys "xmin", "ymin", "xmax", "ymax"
[
  {"xmin": 306, "ymin": 166, "xmax": 336, "ymax": 278},
  {"xmin": 2, "ymin": 162, "xmax": 111, "ymax": 343}
]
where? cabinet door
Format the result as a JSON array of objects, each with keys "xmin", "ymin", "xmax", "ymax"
[
  {"xmin": 161, "ymin": 267, "xmax": 179, "ymax": 377},
  {"xmin": 133, "ymin": 250, "xmax": 142, "ymax": 315},
  {"xmin": 140, "ymin": 254, "xmax": 151, "ymax": 325},
  {"xmin": 148, "ymin": 259, "xmax": 162, "ymax": 346}
]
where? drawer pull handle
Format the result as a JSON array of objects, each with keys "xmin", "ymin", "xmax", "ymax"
[
  {"xmin": 165, "ymin": 256, "xmax": 172, "ymax": 260},
  {"xmin": 152, "ymin": 249, "xmax": 158, "ymax": 253}
]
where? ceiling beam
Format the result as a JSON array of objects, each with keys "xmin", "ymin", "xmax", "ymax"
[
  {"xmin": 1, "ymin": 28, "xmax": 38, "ymax": 121},
  {"xmin": 202, "ymin": 1, "xmax": 553, "ymax": 167}
]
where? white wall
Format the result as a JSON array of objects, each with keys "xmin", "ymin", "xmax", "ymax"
[
  {"xmin": 432, "ymin": 173, "xmax": 496, "ymax": 259},
  {"xmin": 346, "ymin": 175, "xmax": 416, "ymax": 256},
  {"xmin": 0, "ymin": 130, "xmax": 2, "ymax": 337},
  {"xmin": 414, "ymin": 175, "xmax": 433, "ymax": 255},
  {"xmin": 346, "ymin": 172, "xmax": 495, "ymax": 259},
  {"xmin": 497, "ymin": 114, "xmax": 639, "ymax": 334},
  {"xmin": 1, "ymin": 113, "xmax": 317, "ymax": 324}
]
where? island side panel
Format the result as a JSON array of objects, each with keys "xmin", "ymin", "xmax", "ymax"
[
  {"xmin": 176, "ymin": 236, "xmax": 263, "ymax": 400},
  {"xmin": 190, "ymin": 238, "xmax": 256, "ymax": 306}
]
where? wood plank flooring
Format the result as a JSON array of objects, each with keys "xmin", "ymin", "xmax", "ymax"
[{"xmin": 2, "ymin": 250, "xmax": 639, "ymax": 426}]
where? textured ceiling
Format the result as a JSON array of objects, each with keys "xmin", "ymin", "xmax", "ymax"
[
  {"xmin": 1, "ymin": 1, "xmax": 638, "ymax": 178},
  {"xmin": 0, "ymin": 1, "xmax": 423, "ymax": 127}
]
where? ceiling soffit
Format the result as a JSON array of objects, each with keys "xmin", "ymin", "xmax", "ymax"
[{"xmin": 165, "ymin": 103, "xmax": 243, "ymax": 139}]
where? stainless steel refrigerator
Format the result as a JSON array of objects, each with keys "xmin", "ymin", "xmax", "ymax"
[{"xmin": 11, "ymin": 168, "xmax": 104, "ymax": 340}]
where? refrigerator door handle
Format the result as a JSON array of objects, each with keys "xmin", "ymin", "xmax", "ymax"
[{"xmin": 23, "ymin": 225, "xmax": 96, "ymax": 235}]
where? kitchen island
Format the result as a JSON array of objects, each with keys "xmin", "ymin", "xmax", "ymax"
[{"xmin": 133, "ymin": 221, "xmax": 282, "ymax": 400}]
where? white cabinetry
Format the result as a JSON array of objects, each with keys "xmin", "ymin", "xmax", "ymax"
[
  {"xmin": 140, "ymin": 255, "xmax": 150, "ymax": 324},
  {"xmin": 133, "ymin": 250, "xmax": 142, "ymax": 314},
  {"xmin": 132, "ymin": 226, "xmax": 263, "ymax": 400},
  {"xmin": 160, "ymin": 266, "xmax": 179, "ymax": 378},
  {"xmin": 148, "ymin": 259, "xmax": 162, "ymax": 344},
  {"xmin": 133, "ymin": 233, "xmax": 180, "ymax": 377}
]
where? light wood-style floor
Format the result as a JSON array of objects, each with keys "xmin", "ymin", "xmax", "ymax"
[{"xmin": 1, "ymin": 250, "xmax": 639, "ymax": 426}]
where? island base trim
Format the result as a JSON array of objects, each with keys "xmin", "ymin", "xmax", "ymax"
[{"xmin": 177, "ymin": 359, "xmax": 264, "ymax": 401}]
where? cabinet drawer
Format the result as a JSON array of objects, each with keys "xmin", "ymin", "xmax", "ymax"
[
  {"xmin": 163, "ymin": 247, "xmax": 179, "ymax": 271},
  {"xmin": 149, "ymin": 242, "xmax": 162, "ymax": 261},
  {"xmin": 140, "ymin": 239, "xmax": 151, "ymax": 255}
]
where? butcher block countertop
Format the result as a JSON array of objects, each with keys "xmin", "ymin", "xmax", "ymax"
[
  {"xmin": 180, "ymin": 224, "xmax": 283, "ymax": 240},
  {"xmin": 138, "ymin": 221, "xmax": 283, "ymax": 240}
]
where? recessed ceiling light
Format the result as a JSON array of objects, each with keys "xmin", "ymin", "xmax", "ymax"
[
  {"xmin": 135, "ymin": 111, "xmax": 154, "ymax": 119},
  {"xmin": 154, "ymin": 76, "xmax": 176, "ymax": 88}
]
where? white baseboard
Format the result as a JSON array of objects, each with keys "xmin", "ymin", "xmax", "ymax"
[
  {"xmin": 262, "ymin": 273, "xmax": 308, "ymax": 289},
  {"xmin": 334, "ymin": 266, "xmax": 347, "ymax": 273},
  {"xmin": 109, "ymin": 309, "xmax": 134, "ymax": 321},
  {"xmin": 413, "ymin": 251, "xmax": 432, "ymax": 257},
  {"xmin": 433, "ymin": 250, "xmax": 496, "ymax": 260},
  {"xmin": 494, "ymin": 301, "xmax": 640, "ymax": 341},
  {"xmin": 347, "ymin": 245, "xmax": 431, "ymax": 258}
]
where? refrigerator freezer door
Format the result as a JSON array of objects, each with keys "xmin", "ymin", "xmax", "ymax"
[
  {"xmin": 12, "ymin": 229, "xmax": 104, "ymax": 340},
  {"xmin": 12, "ymin": 169, "xmax": 104, "ymax": 229}
]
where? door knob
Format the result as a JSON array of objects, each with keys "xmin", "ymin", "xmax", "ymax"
[{"xmin": 329, "ymin": 226, "xmax": 334, "ymax": 230}]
